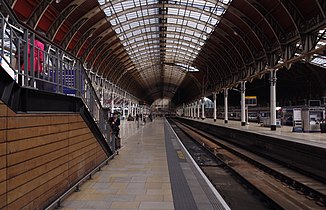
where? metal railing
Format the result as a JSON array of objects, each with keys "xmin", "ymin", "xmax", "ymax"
[{"xmin": 0, "ymin": 11, "xmax": 118, "ymax": 152}]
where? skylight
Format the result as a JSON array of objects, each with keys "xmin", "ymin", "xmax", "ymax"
[{"xmin": 98, "ymin": 0, "xmax": 232, "ymax": 88}]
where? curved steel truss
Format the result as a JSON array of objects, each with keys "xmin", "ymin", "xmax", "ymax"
[{"xmin": 97, "ymin": 0, "xmax": 231, "ymax": 94}]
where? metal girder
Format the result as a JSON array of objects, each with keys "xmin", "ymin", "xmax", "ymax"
[
  {"xmin": 47, "ymin": 0, "xmax": 86, "ymax": 40},
  {"xmin": 91, "ymin": 40, "xmax": 123, "ymax": 64},
  {"xmin": 120, "ymin": 73, "xmax": 146, "ymax": 91},
  {"xmin": 81, "ymin": 28, "xmax": 115, "ymax": 61},
  {"xmin": 130, "ymin": 53, "xmax": 198, "ymax": 67},
  {"xmin": 302, "ymin": 33, "xmax": 318, "ymax": 62},
  {"xmin": 316, "ymin": 0, "xmax": 326, "ymax": 19},
  {"xmin": 204, "ymin": 59, "xmax": 223, "ymax": 85},
  {"xmin": 221, "ymin": 18, "xmax": 257, "ymax": 61},
  {"xmin": 27, "ymin": 0, "xmax": 53, "ymax": 29},
  {"xmin": 102, "ymin": 3, "xmax": 222, "ymax": 25},
  {"xmin": 72, "ymin": 19, "xmax": 107, "ymax": 55},
  {"xmin": 111, "ymin": 61, "xmax": 135, "ymax": 82},
  {"xmin": 224, "ymin": 10, "xmax": 267, "ymax": 59},
  {"xmin": 85, "ymin": 43, "xmax": 108, "ymax": 68},
  {"xmin": 211, "ymin": 25, "xmax": 251, "ymax": 68},
  {"xmin": 89, "ymin": 42, "xmax": 124, "ymax": 67},
  {"xmin": 228, "ymin": 7, "xmax": 272, "ymax": 52},
  {"xmin": 196, "ymin": 48, "xmax": 232, "ymax": 78},
  {"xmin": 98, "ymin": 52, "xmax": 131, "ymax": 78},
  {"xmin": 90, "ymin": 47, "xmax": 111, "ymax": 71},
  {"xmin": 80, "ymin": 36, "xmax": 102, "ymax": 61},
  {"xmin": 97, "ymin": 49, "xmax": 130, "ymax": 76},
  {"xmin": 102, "ymin": 58, "xmax": 125, "ymax": 79},
  {"xmin": 8, "ymin": 0, "xmax": 15, "ymax": 7},
  {"xmin": 62, "ymin": 17, "xmax": 88, "ymax": 48},
  {"xmin": 111, "ymin": 14, "xmax": 215, "ymax": 32},
  {"xmin": 103, "ymin": 60, "xmax": 125, "ymax": 81},
  {"xmin": 281, "ymin": 43, "xmax": 297, "ymax": 63},
  {"xmin": 72, "ymin": 28, "xmax": 96, "ymax": 56},
  {"xmin": 205, "ymin": 34, "xmax": 244, "ymax": 74},
  {"xmin": 62, "ymin": 7, "xmax": 102, "ymax": 49},
  {"xmin": 127, "ymin": 49, "xmax": 209, "ymax": 69},
  {"xmin": 247, "ymin": 0, "xmax": 283, "ymax": 50},
  {"xmin": 116, "ymin": 69, "xmax": 138, "ymax": 88},
  {"xmin": 201, "ymin": 45, "xmax": 234, "ymax": 79},
  {"xmin": 266, "ymin": 52, "xmax": 280, "ymax": 67},
  {"xmin": 120, "ymin": 23, "xmax": 206, "ymax": 45},
  {"xmin": 279, "ymin": 0, "xmax": 305, "ymax": 32}
]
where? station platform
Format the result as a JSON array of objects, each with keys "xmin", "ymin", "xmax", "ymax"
[
  {"xmin": 60, "ymin": 118, "xmax": 229, "ymax": 210},
  {"xmin": 184, "ymin": 117, "xmax": 326, "ymax": 149}
]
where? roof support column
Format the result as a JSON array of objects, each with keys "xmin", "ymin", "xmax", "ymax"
[
  {"xmin": 197, "ymin": 100, "xmax": 200, "ymax": 119},
  {"xmin": 111, "ymin": 92, "xmax": 114, "ymax": 114},
  {"xmin": 136, "ymin": 104, "xmax": 139, "ymax": 115},
  {"xmin": 191, "ymin": 102, "xmax": 196, "ymax": 118},
  {"xmin": 131, "ymin": 104, "xmax": 134, "ymax": 117},
  {"xmin": 188, "ymin": 104, "xmax": 190, "ymax": 117},
  {"xmin": 201, "ymin": 97, "xmax": 205, "ymax": 120},
  {"xmin": 270, "ymin": 70, "xmax": 277, "ymax": 131},
  {"xmin": 122, "ymin": 100, "xmax": 126, "ymax": 120},
  {"xmin": 213, "ymin": 92, "xmax": 217, "ymax": 122},
  {"xmin": 224, "ymin": 88, "xmax": 228, "ymax": 124},
  {"xmin": 122, "ymin": 92, "xmax": 126, "ymax": 119},
  {"xmin": 182, "ymin": 103, "xmax": 185, "ymax": 117},
  {"xmin": 128, "ymin": 100, "xmax": 131, "ymax": 118},
  {"xmin": 192, "ymin": 103, "xmax": 195, "ymax": 118},
  {"xmin": 188, "ymin": 104, "xmax": 191, "ymax": 118},
  {"xmin": 241, "ymin": 81, "xmax": 246, "ymax": 126}
]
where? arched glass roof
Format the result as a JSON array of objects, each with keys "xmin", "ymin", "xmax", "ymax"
[{"xmin": 97, "ymin": 0, "xmax": 231, "ymax": 89}]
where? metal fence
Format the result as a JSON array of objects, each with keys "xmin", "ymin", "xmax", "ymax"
[{"xmin": 0, "ymin": 11, "xmax": 118, "ymax": 153}]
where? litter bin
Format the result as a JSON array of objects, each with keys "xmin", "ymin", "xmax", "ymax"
[{"xmin": 320, "ymin": 123, "xmax": 326, "ymax": 133}]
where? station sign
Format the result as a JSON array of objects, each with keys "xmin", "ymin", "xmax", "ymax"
[{"xmin": 245, "ymin": 96, "xmax": 257, "ymax": 106}]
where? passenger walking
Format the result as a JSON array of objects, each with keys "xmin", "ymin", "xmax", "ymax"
[
  {"xmin": 109, "ymin": 112, "xmax": 121, "ymax": 149},
  {"xmin": 136, "ymin": 114, "xmax": 139, "ymax": 128}
]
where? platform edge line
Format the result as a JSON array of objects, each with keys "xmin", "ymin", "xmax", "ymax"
[{"xmin": 165, "ymin": 118, "xmax": 231, "ymax": 210}]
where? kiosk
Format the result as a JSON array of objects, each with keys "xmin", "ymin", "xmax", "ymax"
[{"xmin": 302, "ymin": 104, "xmax": 324, "ymax": 132}]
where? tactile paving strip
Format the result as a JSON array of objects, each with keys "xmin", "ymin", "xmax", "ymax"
[{"xmin": 164, "ymin": 123, "xmax": 198, "ymax": 210}]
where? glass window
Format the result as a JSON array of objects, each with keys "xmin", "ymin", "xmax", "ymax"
[{"xmin": 98, "ymin": 0, "xmax": 231, "ymax": 77}]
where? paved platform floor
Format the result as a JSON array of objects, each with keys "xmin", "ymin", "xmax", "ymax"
[
  {"xmin": 60, "ymin": 118, "xmax": 228, "ymax": 210},
  {"xmin": 185, "ymin": 117, "xmax": 326, "ymax": 148}
]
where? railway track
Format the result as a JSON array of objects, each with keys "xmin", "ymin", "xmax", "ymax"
[{"xmin": 169, "ymin": 118, "xmax": 326, "ymax": 210}]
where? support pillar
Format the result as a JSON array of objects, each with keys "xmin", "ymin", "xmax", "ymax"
[
  {"xmin": 201, "ymin": 97, "xmax": 205, "ymax": 120},
  {"xmin": 224, "ymin": 88, "xmax": 228, "ymax": 124},
  {"xmin": 196, "ymin": 100, "xmax": 199, "ymax": 119},
  {"xmin": 111, "ymin": 92, "xmax": 114, "ymax": 114},
  {"xmin": 128, "ymin": 100, "xmax": 131, "ymax": 117},
  {"xmin": 270, "ymin": 70, "xmax": 277, "ymax": 131},
  {"xmin": 183, "ymin": 103, "xmax": 185, "ymax": 117},
  {"xmin": 213, "ymin": 92, "xmax": 217, "ymax": 122},
  {"xmin": 240, "ymin": 81, "xmax": 246, "ymax": 126},
  {"xmin": 122, "ymin": 100, "xmax": 126, "ymax": 119},
  {"xmin": 192, "ymin": 103, "xmax": 195, "ymax": 118},
  {"xmin": 191, "ymin": 103, "xmax": 193, "ymax": 118}
]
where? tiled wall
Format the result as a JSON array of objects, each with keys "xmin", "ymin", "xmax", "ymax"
[{"xmin": 0, "ymin": 101, "xmax": 108, "ymax": 209}]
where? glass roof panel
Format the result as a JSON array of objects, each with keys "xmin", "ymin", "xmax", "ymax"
[{"xmin": 99, "ymin": 0, "xmax": 231, "ymax": 87}]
